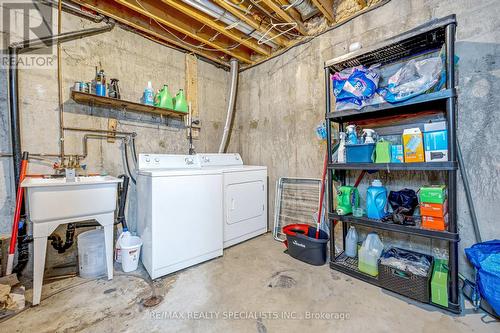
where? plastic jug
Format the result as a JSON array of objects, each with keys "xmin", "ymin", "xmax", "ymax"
[
  {"xmin": 78, "ymin": 229, "xmax": 106, "ymax": 278},
  {"xmin": 358, "ymin": 232, "xmax": 384, "ymax": 276},
  {"xmin": 366, "ymin": 179, "xmax": 388, "ymax": 219},
  {"xmin": 142, "ymin": 81, "xmax": 154, "ymax": 105},
  {"xmin": 345, "ymin": 226, "xmax": 358, "ymax": 258},
  {"xmin": 154, "ymin": 84, "xmax": 174, "ymax": 109},
  {"xmin": 174, "ymin": 89, "xmax": 188, "ymax": 113}
]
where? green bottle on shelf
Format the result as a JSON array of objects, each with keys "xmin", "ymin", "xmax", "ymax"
[
  {"xmin": 154, "ymin": 85, "xmax": 174, "ymax": 109},
  {"xmin": 174, "ymin": 89, "xmax": 188, "ymax": 113}
]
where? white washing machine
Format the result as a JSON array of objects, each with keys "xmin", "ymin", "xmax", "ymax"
[
  {"xmin": 198, "ymin": 153, "xmax": 267, "ymax": 248},
  {"xmin": 136, "ymin": 154, "xmax": 223, "ymax": 279}
]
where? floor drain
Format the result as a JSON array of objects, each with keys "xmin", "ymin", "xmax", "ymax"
[{"xmin": 141, "ymin": 295, "xmax": 164, "ymax": 307}]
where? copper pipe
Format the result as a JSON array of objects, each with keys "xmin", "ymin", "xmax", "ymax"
[{"xmin": 57, "ymin": 0, "xmax": 65, "ymax": 164}]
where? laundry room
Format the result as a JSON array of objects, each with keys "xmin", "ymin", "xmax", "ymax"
[{"xmin": 0, "ymin": 0, "xmax": 499, "ymax": 332}]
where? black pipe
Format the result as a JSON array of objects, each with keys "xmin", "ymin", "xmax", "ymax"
[
  {"xmin": 48, "ymin": 223, "xmax": 76, "ymax": 254},
  {"xmin": 8, "ymin": 48, "xmax": 22, "ymax": 186},
  {"xmin": 13, "ymin": 219, "xmax": 32, "ymax": 275},
  {"xmin": 116, "ymin": 175, "xmax": 129, "ymax": 231},
  {"xmin": 123, "ymin": 143, "xmax": 136, "ymax": 185}
]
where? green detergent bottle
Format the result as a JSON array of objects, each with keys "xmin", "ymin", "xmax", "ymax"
[
  {"xmin": 336, "ymin": 186, "xmax": 360, "ymax": 215},
  {"xmin": 155, "ymin": 85, "xmax": 174, "ymax": 109},
  {"xmin": 174, "ymin": 89, "xmax": 188, "ymax": 113}
]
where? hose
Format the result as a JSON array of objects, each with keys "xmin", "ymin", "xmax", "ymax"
[
  {"xmin": 123, "ymin": 141, "xmax": 136, "ymax": 184},
  {"xmin": 116, "ymin": 175, "xmax": 130, "ymax": 231},
  {"xmin": 13, "ymin": 219, "xmax": 31, "ymax": 275},
  {"xmin": 218, "ymin": 58, "xmax": 239, "ymax": 153}
]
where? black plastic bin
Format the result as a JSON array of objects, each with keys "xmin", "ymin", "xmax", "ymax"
[
  {"xmin": 378, "ymin": 247, "xmax": 434, "ymax": 303},
  {"xmin": 283, "ymin": 224, "xmax": 329, "ymax": 266}
]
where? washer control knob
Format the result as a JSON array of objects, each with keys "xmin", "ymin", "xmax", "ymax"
[
  {"xmin": 154, "ymin": 158, "xmax": 160, "ymax": 163},
  {"xmin": 185, "ymin": 157, "xmax": 194, "ymax": 165},
  {"xmin": 145, "ymin": 157, "xmax": 151, "ymax": 162},
  {"xmin": 202, "ymin": 156, "xmax": 210, "ymax": 162}
]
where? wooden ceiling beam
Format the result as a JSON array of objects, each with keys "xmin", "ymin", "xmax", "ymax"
[
  {"xmin": 71, "ymin": 0, "xmax": 243, "ymax": 66},
  {"xmin": 212, "ymin": 0, "xmax": 290, "ymax": 47},
  {"xmin": 114, "ymin": 0, "xmax": 253, "ymax": 64},
  {"xmin": 310, "ymin": 0, "xmax": 335, "ymax": 23},
  {"xmin": 161, "ymin": 0, "xmax": 271, "ymax": 56},
  {"xmin": 259, "ymin": 0, "xmax": 307, "ymax": 35}
]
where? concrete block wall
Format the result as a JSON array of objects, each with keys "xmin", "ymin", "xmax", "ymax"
[{"xmin": 227, "ymin": 0, "xmax": 500, "ymax": 276}]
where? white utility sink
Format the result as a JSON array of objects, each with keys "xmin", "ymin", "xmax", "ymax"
[
  {"xmin": 21, "ymin": 175, "xmax": 121, "ymax": 306},
  {"xmin": 22, "ymin": 176, "xmax": 122, "ymax": 223}
]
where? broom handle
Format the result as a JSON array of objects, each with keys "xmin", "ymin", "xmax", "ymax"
[{"xmin": 316, "ymin": 150, "xmax": 328, "ymax": 239}]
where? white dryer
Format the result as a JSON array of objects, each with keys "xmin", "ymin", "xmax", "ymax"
[
  {"xmin": 136, "ymin": 154, "xmax": 223, "ymax": 279},
  {"xmin": 198, "ymin": 153, "xmax": 267, "ymax": 248}
]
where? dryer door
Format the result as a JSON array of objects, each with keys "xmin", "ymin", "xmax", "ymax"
[{"xmin": 226, "ymin": 180, "xmax": 265, "ymax": 224}]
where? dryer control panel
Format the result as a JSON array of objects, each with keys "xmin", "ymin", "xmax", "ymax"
[{"xmin": 138, "ymin": 154, "xmax": 201, "ymax": 170}]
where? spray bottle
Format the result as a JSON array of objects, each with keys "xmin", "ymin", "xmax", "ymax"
[
  {"xmin": 362, "ymin": 129, "xmax": 377, "ymax": 143},
  {"xmin": 338, "ymin": 132, "xmax": 346, "ymax": 163},
  {"xmin": 346, "ymin": 125, "xmax": 358, "ymax": 144}
]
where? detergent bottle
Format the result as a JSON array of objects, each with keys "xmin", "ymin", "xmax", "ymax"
[
  {"xmin": 142, "ymin": 81, "xmax": 154, "ymax": 105},
  {"xmin": 345, "ymin": 226, "xmax": 358, "ymax": 258},
  {"xmin": 338, "ymin": 132, "xmax": 346, "ymax": 163},
  {"xmin": 358, "ymin": 232, "xmax": 384, "ymax": 276},
  {"xmin": 346, "ymin": 125, "xmax": 358, "ymax": 144},
  {"xmin": 366, "ymin": 179, "xmax": 388, "ymax": 219},
  {"xmin": 174, "ymin": 89, "xmax": 188, "ymax": 113},
  {"xmin": 155, "ymin": 85, "xmax": 174, "ymax": 109}
]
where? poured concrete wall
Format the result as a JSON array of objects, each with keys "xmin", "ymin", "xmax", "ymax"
[
  {"xmin": 0, "ymin": 8, "xmax": 228, "ymax": 272},
  {"xmin": 228, "ymin": 0, "xmax": 500, "ymax": 275}
]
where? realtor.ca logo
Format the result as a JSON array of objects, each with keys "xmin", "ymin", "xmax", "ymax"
[{"xmin": 1, "ymin": 0, "xmax": 56, "ymax": 69}]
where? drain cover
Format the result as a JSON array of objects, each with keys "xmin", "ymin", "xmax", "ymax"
[{"xmin": 141, "ymin": 295, "xmax": 164, "ymax": 307}]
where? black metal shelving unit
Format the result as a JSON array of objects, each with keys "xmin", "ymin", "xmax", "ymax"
[{"xmin": 324, "ymin": 15, "xmax": 460, "ymax": 314}]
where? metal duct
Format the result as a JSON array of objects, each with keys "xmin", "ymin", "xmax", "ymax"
[
  {"xmin": 293, "ymin": 0, "xmax": 320, "ymax": 20},
  {"xmin": 181, "ymin": 0, "xmax": 278, "ymax": 49},
  {"xmin": 218, "ymin": 58, "xmax": 239, "ymax": 153}
]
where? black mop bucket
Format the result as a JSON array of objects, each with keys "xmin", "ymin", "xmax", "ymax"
[{"xmin": 283, "ymin": 224, "xmax": 329, "ymax": 266}]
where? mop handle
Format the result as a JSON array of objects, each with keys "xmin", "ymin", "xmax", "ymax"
[
  {"xmin": 6, "ymin": 152, "xmax": 29, "ymax": 275},
  {"xmin": 316, "ymin": 151, "xmax": 328, "ymax": 239}
]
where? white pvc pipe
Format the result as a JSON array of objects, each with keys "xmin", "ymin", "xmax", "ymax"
[{"xmin": 218, "ymin": 58, "xmax": 239, "ymax": 153}]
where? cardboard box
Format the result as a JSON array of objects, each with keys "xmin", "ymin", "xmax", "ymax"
[
  {"xmin": 403, "ymin": 128, "xmax": 425, "ymax": 163},
  {"xmin": 420, "ymin": 185, "xmax": 447, "ymax": 204},
  {"xmin": 424, "ymin": 122, "xmax": 448, "ymax": 162},
  {"xmin": 431, "ymin": 259, "xmax": 449, "ymax": 307},
  {"xmin": 420, "ymin": 201, "xmax": 448, "ymax": 217},
  {"xmin": 391, "ymin": 144, "xmax": 404, "ymax": 163},
  {"xmin": 422, "ymin": 214, "xmax": 448, "ymax": 231}
]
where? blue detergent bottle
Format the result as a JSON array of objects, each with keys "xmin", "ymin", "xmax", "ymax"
[{"xmin": 366, "ymin": 179, "xmax": 388, "ymax": 220}]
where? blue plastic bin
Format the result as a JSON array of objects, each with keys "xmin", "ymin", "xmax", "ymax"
[{"xmin": 346, "ymin": 143, "xmax": 375, "ymax": 163}]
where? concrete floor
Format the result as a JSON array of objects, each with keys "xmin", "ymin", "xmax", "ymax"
[{"xmin": 1, "ymin": 234, "xmax": 498, "ymax": 333}]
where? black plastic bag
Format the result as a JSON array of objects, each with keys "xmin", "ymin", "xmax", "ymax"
[{"xmin": 388, "ymin": 188, "xmax": 419, "ymax": 215}]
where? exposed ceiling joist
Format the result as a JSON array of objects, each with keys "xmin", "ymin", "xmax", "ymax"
[
  {"xmin": 161, "ymin": 0, "xmax": 271, "ymax": 57},
  {"xmin": 259, "ymin": 0, "xmax": 307, "ymax": 35},
  {"xmin": 212, "ymin": 0, "xmax": 290, "ymax": 47},
  {"xmin": 310, "ymin": 0, "xmax": 335, "ymax": 23},
  {"xmin": 114, "ymin": 0, "xmax": 254, "ymax": 64},
  {"xmin": 71, "ymin": 0, "xmax": 238, "ymax": 67}
]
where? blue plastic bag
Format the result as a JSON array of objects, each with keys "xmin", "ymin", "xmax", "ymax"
[
  {"xmin": 465, "ymin": 240, "xmax": 500, "ymax": 315},
  {"xmin": 332, "ymin": 65, "xmax": 380, "ymax": 109}
]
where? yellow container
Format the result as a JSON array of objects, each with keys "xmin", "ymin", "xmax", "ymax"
[{"xmin": 403, "ymin": 128, "xmax": 425, "ymax": 163}]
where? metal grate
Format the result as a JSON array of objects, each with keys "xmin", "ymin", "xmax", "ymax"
[{"xmin": 273, "ymin": 177, "xmax": 321, "ymax": 242}]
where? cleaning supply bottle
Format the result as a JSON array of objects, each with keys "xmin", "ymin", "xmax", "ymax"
[
  {"xmin": 358, "ymin": 232, "xmax": 384, "ymax": 276},
  {"xmin": 174, "ymin": 89, "xmax": 188, "ymax": 113},
  {"xmin": 114, "ymin": 229, "xmax": 131, "ymax": 263},
  {"xmin": 338, "ymin": 132, "xmax": 346, "ymax": 163},
  {"xmin": 345, "ymin": 226, "xmax": 358, "ymax": 258},
  {"xmin": 362, "ymin": 129, "xmax": 377, "ymax": 143},
  {"xmin": 346, "ymin": 125, "xmax": 358, "ymax": 144},
  {"xmin": 366, "ymin": 179, "xmax": 388, "ymax": 219},
  {"xmin": 142, "ymin": 81, "xmax": 154, "ymax": 106},
  {"xmin": 155, "ymin": 85, "xmax": 174, "ymax": 109}
]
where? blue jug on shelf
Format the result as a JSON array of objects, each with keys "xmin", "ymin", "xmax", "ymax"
[{"xmin": 366, "ymin": 179, "xmax": 388, "ymax": 220}]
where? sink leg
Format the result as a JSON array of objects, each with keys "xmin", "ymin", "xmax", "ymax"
[
  {"xmin": 102, "ymin": 222, "xmax": 114, "ymax": 280},
  {"xmin": 33, "ymin": 236, "xmax": 47, "ymax": 306}
]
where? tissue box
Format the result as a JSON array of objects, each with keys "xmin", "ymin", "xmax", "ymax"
[
  {"xmin": 403, "ymin": 128, "xmax": 425, "ymax": 163},
  {"xmin": 424, "ymin": 122, "xmax": 448, "ymax": 162},
  {"xmin": 422, "ymin": 214, "xmax": 448, "ymax": 231},
  {"xmin": 420, "ymin": 201, "xmax": 448, "ymax": 217}
]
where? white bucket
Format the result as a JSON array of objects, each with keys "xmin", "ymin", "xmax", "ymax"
[
  {"xmin": 78, "ymin": 229, "xmax": 106, "ymax": 278},
  {"xmin": 120, "ymin": 235, "xmax": 142, "ymax": 273}
]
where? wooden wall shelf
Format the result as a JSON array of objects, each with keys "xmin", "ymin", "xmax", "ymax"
[{"xmin": 71, "ymin": 90, "xmax": 187, "ymax": 119}]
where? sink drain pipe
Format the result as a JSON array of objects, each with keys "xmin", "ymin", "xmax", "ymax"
[{"xmin": 218, "ymin": 58, "xmax": 239, "ymax": 153}]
